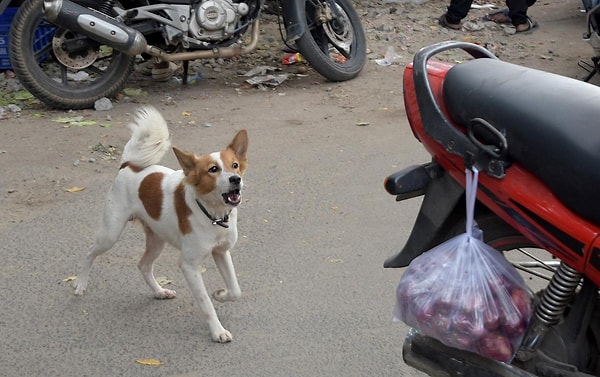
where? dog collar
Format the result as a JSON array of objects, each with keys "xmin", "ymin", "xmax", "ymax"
[{"xmin": 195, "ymin": 199, "xmax": 230, "ymax": 228}]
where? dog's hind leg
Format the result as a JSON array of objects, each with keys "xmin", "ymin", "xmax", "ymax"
[
  {"xmin": 211, "ymin": 249, "xmax": 241, "ymax": 303},
  {"xmin": 138, "ymin": 225, "xmax": 176, "ymax": 299},
  {"xmin": 73, "ymin": 194, "xmax": 129, "ymax": 295}
]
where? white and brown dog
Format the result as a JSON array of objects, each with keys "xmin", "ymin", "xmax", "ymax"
[{"xmin": 73, "ymin": 106, "xmax": 248, "ymax": 343}]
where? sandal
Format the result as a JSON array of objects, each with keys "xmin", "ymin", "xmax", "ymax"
[
  {"xmin": 438, "ymin": 14, "xmax": 461, "ymax": 30},
  {"xmin": 482, "ymin": 8, "xmax": 511, "ymax": 24},
  {"xmin": 515, "ymin": 17, "xmax": 538, "ymax": 34}
]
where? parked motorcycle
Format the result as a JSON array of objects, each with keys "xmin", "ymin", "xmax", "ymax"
[
  {"xmin": 385, "ymin": 40, "xmax": 600, "ymax": 377},
  {"xmin": 7, "ymin": 0, "xmax": 366, "ymax": 109}
]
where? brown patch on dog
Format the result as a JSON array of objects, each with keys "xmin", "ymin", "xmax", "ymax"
[
  {"xmin": 225, "ymin": 129, "xmax": 248, "ymax": 173},
  {"xmin": 120, "ymin": 161, "xmax": 143, "ymax": 172},
  {"xmin": 189, "ymin": 155, "xmax": 218, "ymax": 196},
  {"xmin": 220, "ymin": 149, "xmax": 247, "ymax": 175},
  {"xmin": 174, "ymin": 183, "xmax": 192, "ymax": 234},
  {"xmin": 174, "ymin": 148, "xmax": 218, "ymax": 197},
  {"xmin": 139, "ymin": 172, "xmax": 164, "ymax": 220}
]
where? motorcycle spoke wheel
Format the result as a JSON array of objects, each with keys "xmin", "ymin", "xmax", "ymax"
[
  {"xmin": 9, "ymin": 0, "xmax": 135, "ymax": 109},
  {"xmin": 296, "ymin": 0, "xmax": 366, "ymax": 82}
]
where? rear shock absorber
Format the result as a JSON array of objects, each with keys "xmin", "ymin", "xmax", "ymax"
[
  {"xmin": 516, "ymin": 262, "xmax": 582, "ymax": 361},
  {"xmin": 99, "ymin": 0, "xmax": 116, "ymax": 15}
]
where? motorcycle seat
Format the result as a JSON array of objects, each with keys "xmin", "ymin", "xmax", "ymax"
[{"xmin": 442, "ymin": 58, "xmax": 600, "ymax": 226}]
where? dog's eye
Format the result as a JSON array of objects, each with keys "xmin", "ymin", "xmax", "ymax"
[
  {"xmin": 209, "ymin": 166, "xmax": 219, "ymax": 173},
  {"xmin": 232, "ymin": 162, "xmax": 239, "ymax": 169}
]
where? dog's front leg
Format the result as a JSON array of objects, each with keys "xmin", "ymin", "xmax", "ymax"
[
  {"xmin": 180, "ymin": 258, "xmax": 232, "ymax": 343},
  {"xmin": 212, "ymin": 249, "xmax": 241, "ymax": 303}
]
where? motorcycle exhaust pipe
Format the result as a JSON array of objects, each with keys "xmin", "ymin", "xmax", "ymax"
[
  {"xmin": 145, "ymin": 19, "xmax": 261, "ymax": 62},
  {"xmin": 43, "ymin": 0, "xmax": 147, "ymax": 56},
  {"xmin": 403, "ymin": 329, "xmax": 536, "ymax": 377}
]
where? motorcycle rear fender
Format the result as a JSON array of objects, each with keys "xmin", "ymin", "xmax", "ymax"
[
  {"xmin": 384, "ymin": 164, "xmax": 465, "ymax": 268},
  {"xmin": 282, "ymin": 0, "xmax": 307, "ymax": 43}
]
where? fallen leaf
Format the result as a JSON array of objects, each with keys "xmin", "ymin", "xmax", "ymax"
[
  {"xmin": 66, "ymin": 186, "xmax": 86, "ymax": 193},
  {"xmin": 14, "ymin": 91, "xmax": 34, "ymax": 101},
  {"xmin": 156, "ymin": 277, "xmax": 173, "ymax": 286},
  {"xmin": 53, "ymin": 116, "xmax": 84, "ymax": 124},
  {"xmin": 72, "ymin": 120, "xmax": 98, "ymax": 127},
  {"xmin": 63, "ymin": 276, "xmax": 77, "ymax": 282},
  {"xmin": 135, "ymin": 359, "xmax": 163, "ymax": 366},
  {"xmin": 182, "ymin": 111, "xmax": 192, "ymax": 116}
]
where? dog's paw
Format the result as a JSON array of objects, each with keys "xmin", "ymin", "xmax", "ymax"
[
  {"xmin": 154, "ymin": 288, "xmax": 177, "ymax": 299},
  {"xmin": 212, "ymin": 328, "xmax": 233, "ymax": 343},
  {"xmin": 73, "ymin": 279, "xmax": 87, "ymax": 296},
  {"xmin": 212, "ymin": 289, "xmax": 241, "ymax": 303}
]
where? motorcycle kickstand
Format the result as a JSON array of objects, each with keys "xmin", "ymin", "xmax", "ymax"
[{"xmin": 182, "ymin": 61, "xmax": 190, "ymax": 85}]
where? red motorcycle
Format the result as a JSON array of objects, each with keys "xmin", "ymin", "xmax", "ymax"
[{"xmin": 385, "ymin": 41, "xmax": 600, "ymax": 377}]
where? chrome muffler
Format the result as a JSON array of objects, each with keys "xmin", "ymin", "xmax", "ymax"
[{"xmin": 43, "ymin": 0, "xmax": 147, "ymax": 56}]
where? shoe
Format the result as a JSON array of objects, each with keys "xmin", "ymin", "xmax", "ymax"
[
  {"xmin": 139, "ymin": 60, "xmax": 155, "ymax": 76},
  {"xmin": 482, "ymin": 8, "xmax": 510, "ymax": 24},
  {"xmin": 438, "ymin": 14, "xmax": 461, "ymax": 31},
  {"xmin": 151, "ymin": 61, "xmax": 179, "ymax": 81},
  {"xmin": 514, "ymin": 17, "xmax": 538, "ymax": 34}
]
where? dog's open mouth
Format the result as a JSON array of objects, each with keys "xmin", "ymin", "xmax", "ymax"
[{"xmin": 223, "ymin": 189, "xmax": 242, "ymax": 206}]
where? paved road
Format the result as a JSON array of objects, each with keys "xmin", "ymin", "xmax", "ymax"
[{"xmin": 0, "ymin": 58, "xmax": 434, "ymax": 377}]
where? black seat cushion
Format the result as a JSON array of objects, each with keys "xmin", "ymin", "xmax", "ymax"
[{"xmin": 443, "ymin": 58, "xmax": 600, "ymax": 225}]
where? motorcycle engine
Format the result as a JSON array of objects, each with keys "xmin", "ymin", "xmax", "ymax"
[{"xmin": 189, "ymin": 0, "xmax": 249, "ymax": 41}]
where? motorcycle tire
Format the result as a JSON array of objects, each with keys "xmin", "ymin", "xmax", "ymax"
[
  {"xmin": 9, "ymin": 0, "xmax": 135, "ymax": 110},
  {"xmin": 295, "ymin": 0, "xmax": 366, "ymax": 82}
]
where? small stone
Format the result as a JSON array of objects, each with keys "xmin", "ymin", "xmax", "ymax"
[{"xmin": 94, "ymin": 97, "xmax": 113, "ymax": 111}]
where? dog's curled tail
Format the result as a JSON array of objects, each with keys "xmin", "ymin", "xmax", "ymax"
[{"xmin": 121, "ymin": 106, "xmax": 171, "ymax": 168}]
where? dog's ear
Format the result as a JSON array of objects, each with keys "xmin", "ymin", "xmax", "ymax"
[
  {"xmin": 173, "ymin": 146, "xmax": 196, "ymax": 176},
  {"xmin": 227, "ymin": 129, "xmax": 248, "ymax": 163}
]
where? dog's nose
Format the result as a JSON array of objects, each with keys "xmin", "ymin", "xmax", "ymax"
[{"xmin": 229, "ymin": 175, "xmax": 241, "ymax": 185}]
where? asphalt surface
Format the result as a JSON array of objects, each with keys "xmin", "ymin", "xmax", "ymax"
[{"xmin": 0, "ymin": 62, "xmax": 433, "ymax": 377}]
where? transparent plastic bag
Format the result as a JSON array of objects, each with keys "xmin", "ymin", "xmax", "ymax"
[{"xmin": 393, "ymin": 169, "xmax": 534, "ymax": 362}]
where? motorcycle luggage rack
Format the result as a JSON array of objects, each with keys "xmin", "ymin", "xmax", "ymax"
[{"xmin": 412, "ymin": 41, "xmax": 508, "ymax": 178}]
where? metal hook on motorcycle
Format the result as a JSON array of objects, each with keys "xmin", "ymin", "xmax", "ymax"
[
  {"xmin": 467, "ymin": 117, "xmax": 508, "ymax": 159},
  {"xmin": 465, "ymin": 118, "xmax": 508, "ymax": 177}
]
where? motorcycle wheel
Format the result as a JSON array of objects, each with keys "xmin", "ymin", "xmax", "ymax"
[
  {"xmin": 9, "ymin": 0, "xmax": 135, "ymax": 109},
  {"xmin": 295, "ymin": 0, "xmax": 366, "ymax": 82}
]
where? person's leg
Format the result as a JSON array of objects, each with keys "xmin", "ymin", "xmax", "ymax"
[
  {"xmin": 444, "ymin": 0, "xmax": 473, "ymax": 24},
  {"xmin": 507, "ymin": 0, "xmax": 537, "ymax": 31}
]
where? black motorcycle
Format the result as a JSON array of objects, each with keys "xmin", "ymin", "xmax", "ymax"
[{"xmin": 6, "ymin": 0, "xmax": 366, "ymax": 109}]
